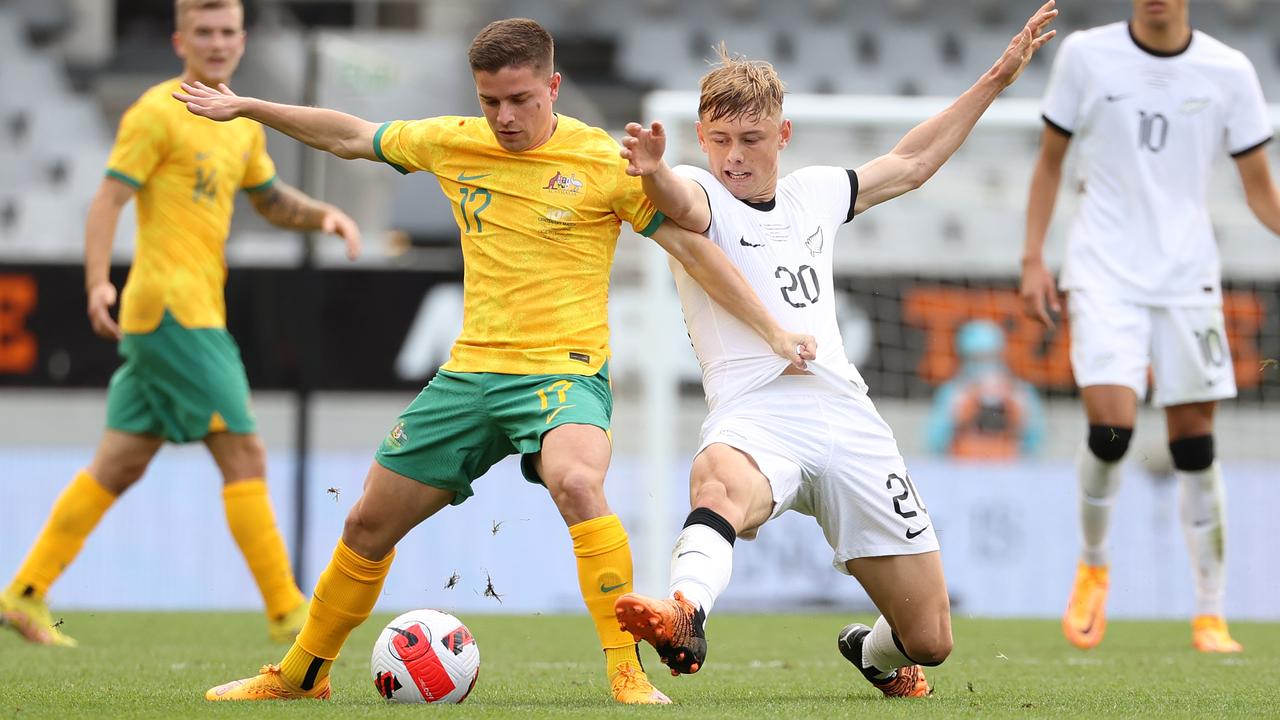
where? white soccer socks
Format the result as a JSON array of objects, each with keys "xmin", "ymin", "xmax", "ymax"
[
  {"xmin": 1169, "ymin": 435, "xmax": 1227, "ymax": 618},
  {"xmin": 862, "ymin": 615, "xmax": 914, "ymax": 678},
  {"xmin": 668, "ymin": 507, "xmax": 736, "ymax": 617},
  {"xmin": 1078, "ymin": 427, "xmax": 1130, "ymax": 567}
]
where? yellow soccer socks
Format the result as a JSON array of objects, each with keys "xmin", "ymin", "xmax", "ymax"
[
  {"xmin": 222, "ymin": 479, "xmax": 306, "ymax": 620},
  {"xmin": 8, "ymin": 470, "xmax": 116, "ymax": 599},
  {"xmin": 279, "ymin": 540, "xmax": 394, "ymax": 690},
  {"xmin": 569, "ymin": 515, "xmax": 638, "ymax": 662}
]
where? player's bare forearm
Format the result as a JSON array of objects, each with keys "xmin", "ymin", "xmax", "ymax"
[
  {"xmin": 1236, "ymin": 146, "xmax": 1280, "ymax": 235},
  {"xmin": 1246, "ymin": 186, "xmax": 1280, "ymax": 234},
  {"xmin": 175, "ymin": 82, "xmax": 379, "ymax": 160},
  {"xmin": 642, "ymin": 167, "xmax": 712, "ymax": 233},
  {"xmin": 854, "ymin": 4, "xmax": 1055, "ymax": 213},
  {"xmin": 855, "ymin": 77, "xmax": 1004, "ymax": 213},
  {"xmin": 83, "ymin": 178, "xmax": 133, "ymax": 290},
  {"xmin": 1023, "ymin": 130, "xmax": 1068, "ymax": 263},
  {"xmin": 653, "ymin": 222, "xmax": 783, "ymax": 345},
  {"xmin": 250, "ymin": 180, "xmax": 331, "ymax": 231},
  {"xmin": 1020, "ymin": 127, "xmax": 1067, "ymax": 326},
  {"xmin": 243, "ymin": 99, "xmax": 378, "ymax": 161}
]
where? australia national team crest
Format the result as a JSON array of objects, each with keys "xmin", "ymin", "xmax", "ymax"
[
  {"xmin": 805, "ymin": 227, "xmax": 824, "ymax": 256},
  {"xmin": 544, "ymin": 171, "xmax": 584, "ymax": 195},
  {"xmin": 385, "ymin": 421, "xmax": 408, "ymax": 450}
]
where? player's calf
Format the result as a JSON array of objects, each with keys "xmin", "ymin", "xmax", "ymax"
[{"xmin": 891, "ymin": 617, "xmax": 952, "ymax": 667}]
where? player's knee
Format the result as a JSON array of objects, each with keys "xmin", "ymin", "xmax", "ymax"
[
  {"xmin": 1087, "ymin": 425, "xmax": 1133, "ymax": 463},
  {"xmin": 546, "ymin": 466, "xmax": 606, "ymax": 513},
  {"xmin": 1169, "ymin": 434, "xmax": 1214, "ymax": 472},
  {"xmin": 226, "ymin": 434, "xmax": 268, "ymax": 480},
  {"xmin": 690, "ymin": 479, "xmax": 734, "ymax": 519},
  {"xmin": 341, "ymin": 506, "xmax": 393, "ymax": 559},
  {"xmin": 899, "ymin": 626, "xmax": 953, "ymax": 667},
  {"xmin": 90, "ymin": 456, "xmax": 149, "ymax": 494}
]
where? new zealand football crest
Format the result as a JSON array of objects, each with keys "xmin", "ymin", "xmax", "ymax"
[{"xmin": 805, "ymin": 227, "xmax": 824, "ymax": 256}]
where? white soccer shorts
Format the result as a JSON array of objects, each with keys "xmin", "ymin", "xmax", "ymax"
[
  {"xmin": 1068, "ymin": 290, "xmax": 1238, "ymax": 407},
  {"xmin": 696, "ymin": 375, "xmax": 940, "ymax": 574}
]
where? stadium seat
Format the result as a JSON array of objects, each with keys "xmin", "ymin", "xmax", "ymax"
[{"xmin": 2, "ymin": 191, "xmax": 80, "ymax": 252}]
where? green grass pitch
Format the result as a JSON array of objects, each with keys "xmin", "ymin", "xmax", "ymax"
[{"xmin": 2, "ymin": 612, "xmax": 1278, "ymax": 718}]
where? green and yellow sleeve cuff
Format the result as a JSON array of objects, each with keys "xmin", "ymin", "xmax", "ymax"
[
  {"xmin": 638, "ymin": 211, "xmax": 666, "ymax": 237},
  {"xmin": 373, "ymin": 121, "xmax": 410, "ymax": 175},
  {"xmin": 105, "ymin": 169, "xmax": 142, "ymax": 189},
  {"xmin": 243, "ymin": 175, "xmax": 277, "ymax": 193}
]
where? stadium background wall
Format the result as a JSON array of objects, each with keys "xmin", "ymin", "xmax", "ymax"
[{"xmin": 2, "ymin": 265, "xmax": 1277, "ymax": 401}]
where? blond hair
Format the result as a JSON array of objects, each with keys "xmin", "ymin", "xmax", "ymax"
[
  {"xmin": 698, "ymin": 43, "xmax": 785, "ymax": 123},
  {"xmin": 175, "ymin": 0, "xmax": 242, "ymax": 28}
]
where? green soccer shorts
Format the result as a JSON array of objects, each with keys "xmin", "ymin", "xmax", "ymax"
[
  {"xmin": 106, "ymin": 310, "xmax": 256, "ymax": 443},
  {"xmin": 374, "ymin": 365, "xmax": 612, "ymax": 504}
]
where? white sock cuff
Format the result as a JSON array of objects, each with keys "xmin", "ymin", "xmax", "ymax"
[{"xmin": 862, "ymin": 615, "xmax": 913, "ymax": 674}]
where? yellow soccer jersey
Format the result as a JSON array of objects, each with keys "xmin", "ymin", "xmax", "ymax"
[
  {"xmin": 374, "ymin": 114, "xmax": 663, "ymax": 376},
  {"xmin": 106, "ymin": 78, "xmax": 276, "ymax": 334}
]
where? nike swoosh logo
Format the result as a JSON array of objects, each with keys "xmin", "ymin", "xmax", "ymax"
[
  {"xmin": 389, "ymin": 626, "xmax": 419, "ymax": 646},
  {"xmin": 1078, "ymin": 610, "xmax": 1100, "ymax": 635},
  {"xmin": 676, "ymin": 550, "xmax": 709, "ymax": 559},
  {"xmin": 545, "ymin": 405, "xmax": 577, "ymax": 424},
  {"xmin": 457, "ymin": 171, "xmax": 491, "ymax": 182},
  {"xmin": 739, "ymin": 237, "xmax": 764, "ymax": 247},
  {"xmin": 1104, "ymin": 94, "xmax": 1131, "ymax": 102},
  {"xmin": 905, "ymin": 526, "xmax": 929, "ymax": 540},
  {"xmin": 600, "ymin": 581, "xmax": 628, "ymax": 593}
]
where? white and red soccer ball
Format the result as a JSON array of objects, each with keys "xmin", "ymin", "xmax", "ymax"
[{"xmin": 371, "ymin": 609, "xmax": 480, "ymax": 704}]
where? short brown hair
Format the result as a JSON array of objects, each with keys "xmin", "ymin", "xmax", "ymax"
[
  {"xmin": 698, "ymin": 43, "xmax": 786, "ymax": 123},
  {"xmin": 175, "ymin": 0, "xmax": 242, "ymax": 28},
  {"xmin": 468, "ymin": 18, "xmax": 554, "ymax": 75}
]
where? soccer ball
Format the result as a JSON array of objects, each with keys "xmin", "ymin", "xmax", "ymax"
[{"xmin": 370, "ymin": 609, "xmax": 480, "ymax": 704}]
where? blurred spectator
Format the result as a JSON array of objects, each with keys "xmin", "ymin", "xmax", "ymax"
[{"xmin": 926, "ymin": 319, "xmax": 1045, "ymax": 460}]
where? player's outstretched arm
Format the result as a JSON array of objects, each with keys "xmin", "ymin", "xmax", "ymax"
[
  {"xmin": 621, "ymin": 121, "xmax": 712, "ymax": 232},
  {"xmin": 1020, "ymin": 126, "xmax": 1068, "ymax": 328},
  {"xmin": 83, "ymin": 176, "xmax": 136, "ymax": 340},
  {"xmin": 853, "ymin": 1, "xmax": 1057, "ymax": 215},
  {"xmin": 1236, "ymin": 144, "xmax": 1280, "ymax": 235},
  {"xmin": 173, "ymin": 81, "xmax": 379, "ymax": 161},
  {"xmin": 650, "ymin": 221, "xmax": 816, "ymax": 369},
  {"xmin": 249, "ymin": 180, "xmax": 362, "ymax": 260}
]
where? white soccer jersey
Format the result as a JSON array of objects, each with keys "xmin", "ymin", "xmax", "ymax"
[
  {"xmin": 670, "ymin": 164, "xmax": 864, "ymax": 411},
  {"xmin": 1042, "ymin": 22, "xmax": 1273, "ymax": 305}
]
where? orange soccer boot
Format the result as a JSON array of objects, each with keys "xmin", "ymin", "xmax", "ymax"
[
  {"xmin": 615, "ymin": 590, "xmax": 706, "ymax": 675},
  {"xmin": 205, "ymin": 664, "xmax": 330, "ymax": 701},
  {"xmin": 608, "ymin": 659, "xmax": 672, "ymax": 705},
  {"xmin": 1191, "ymin": 615, "xmax": 1243, "ymax": 653},
  {"xmin": 1063, "ymin": 562, "xmax": 1109, "ymax": 649}
]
